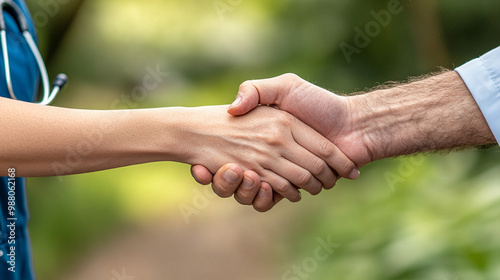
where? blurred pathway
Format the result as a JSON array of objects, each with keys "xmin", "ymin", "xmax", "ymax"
[{"xmin": 57, "ymin": 198, "xmax": 291, "ymax": 280}]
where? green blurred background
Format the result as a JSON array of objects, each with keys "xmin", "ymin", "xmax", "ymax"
[{"xmin": 23, "ymin": 0, "xmax": 500, "ymax": 279}]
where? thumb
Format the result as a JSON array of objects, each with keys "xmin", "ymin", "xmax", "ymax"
[
  {"xmin": 212, "ymin": 163, "xmax": 244, "ymax": 198},
  {"xmin": 190, "ymin": 165, "xmax": 213, "ymax": 185},
  {"xmin": 228, "ymin": 74, "xmax": 297, "ymax": 116},
  {"xmin": 227, "ymin": 82, "xmax": 260, "ymax": 116}
]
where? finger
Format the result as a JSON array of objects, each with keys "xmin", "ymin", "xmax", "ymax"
[
  {"xmin": 234, "ymin": 171, "xmax": 261, "ymax": 205},
  {"xmin": 259, "ymin": 168, "xmax": 302, "ymax": 202},
  {"xmin": 227, "ymin": 82, "xmax": 260, "ymax": 116},
  {"xmin": 291, "ymin": 118, "xmax": 359, "ymax": 181},
  {"xmin": 253, "ymin": 182, "xmax": 275, "ymax": 212},
  {"xmin": 211, "ymin": 163, "xmax": 244, "ymax": 198},
  {"xmin": 280, "ymin": 145, "xmax": 331, "ymax": 195},
  {"xmin": 263, "ymin": 152, "xmax": 323, "ymax": 196},
  {"xmin": 190, "ymin": 165, "xmax": 213, "ymax": 185},
  {"xmin": 282, "ymin": 122, "xmax": 337, "ymax": 190},
  {"xmin": 228, "ymin": 74, "xmax": 299, "ymax": 116},
  {"xmin": 323, "ymin": 178, "xmax": 338, "ymax": 190}
]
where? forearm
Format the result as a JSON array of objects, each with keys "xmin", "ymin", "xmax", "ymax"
[
  {"xmin": 0, "ymin": 97, "xmax": 184, "ymax": 177},
  {"xmin": 349, "ymin": 71, "xmax": 496, "ymax": 161}
]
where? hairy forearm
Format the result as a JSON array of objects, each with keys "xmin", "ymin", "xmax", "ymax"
[
  {"xmin": 349, "ymin": 71, "xmax": 496, "ymax": 161},
  {"xmin": 0, "ymin": 97, "xmax": 185, "ymax": 177}
]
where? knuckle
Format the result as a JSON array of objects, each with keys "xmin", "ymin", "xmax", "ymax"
[
  {"xmin": 281, "ymin": 73, "xmax": 301, "ymax": 82},
  {"xmin": 273, "ymin": 110, "xmax": 293, "ymax": 127},
  {"xmin": 272, "ymin": 179, "xmax": 290, "ymax": 194},
  {"xmin": 239, "ymin": 80, "xmax": 254, "ymax": 92},
  {"xmin": 305, "ymin": 180, "xmax": 322, "ymax": 196},
  {"xmin": 263, "ymin": 132, "xmax": 283, "ymax": 147},
  {"xmin": 295, "ymin": 171, "xmax": 314, "ymax": 187},
  {"xmin": 310, "ymin": 158, "xmax": 328, "ymax": 176},
  {"xmin": 319, "ymin": 140, "xmax": 336, "ymax": 159}
]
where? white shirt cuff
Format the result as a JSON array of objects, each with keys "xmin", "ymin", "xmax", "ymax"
[{"xmin": 456, "ymin": 46, "xmax": 500, "ymax": 145}]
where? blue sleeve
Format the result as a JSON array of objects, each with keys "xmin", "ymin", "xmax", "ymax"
[{"xmin": 456, "ymin": 46, "xmax": 500, "ymax": 145}]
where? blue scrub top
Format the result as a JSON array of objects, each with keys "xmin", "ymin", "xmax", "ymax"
[{"xmin": 0, "ymin": 0, "xmax": 40, "ymax": 279}]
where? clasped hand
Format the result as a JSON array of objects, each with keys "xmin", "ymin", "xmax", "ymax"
[
  {"xmin": 184, "ymin": 105, "xmax": 356, "ymax": 210},
  {"xmin": 190, "ymin": 74, "xmax": 366, "ymax": 212}
]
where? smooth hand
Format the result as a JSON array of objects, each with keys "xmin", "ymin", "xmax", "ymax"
[{"xmin": 185, "ymin": 105, "xmax": 356, "ymax": 208}]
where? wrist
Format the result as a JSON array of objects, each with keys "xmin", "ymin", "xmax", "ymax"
[
  {"xmin": 146, "ymin": 107, "xmax": 199, "ymax": 164},
  {"xmin": 111, "ymin": 107, "xmax": 195, "ymax": 165},
  {"xmin": 348, "ymin": 71, "xmax": 496, "ymax": 161},
  {"xmin": 347, "ymin": 93, "xmax": 389, "ymax": 163},
  {"xmin": 155, "ymin": 106, "xmax": 231, "ymax": 169}
]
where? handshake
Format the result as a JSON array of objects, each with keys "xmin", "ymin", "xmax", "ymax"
[
  {"xmin": 187, "ymin": 70, "xmax": 496, "ymax": 212},
  {"xmin": 189, "ymin": 73, "xmax": 367, "ymax": 212},
  {"xmin": 5, "ymin": 70, "xmax": 492, "ymax": 212}
]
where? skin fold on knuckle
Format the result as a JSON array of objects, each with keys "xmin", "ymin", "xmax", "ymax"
[
  {"xmin": 308, "ymin": 157, "xmax": 328, "ymax": 176},
  {"xmin": 272, "ymin": 179, "xmax": 291, "ymax": 194},
  {"xmin": 307, "ymin": 183, "xmax": 322, "ymax": 196},
  {"xmin": 295, "ymin": 170, "xmax": 314, "ymax": 188},
  {"xmin": 302, "ymin": 177, "xmax": 323, "ymax": 195},
  {"xmin": 319, "ymin": 139, "xmax": 336, "ymax": 159}
]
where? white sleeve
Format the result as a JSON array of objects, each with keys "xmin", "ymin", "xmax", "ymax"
[{"xmin": 456, "ymin": 46, "xmax": 500, "ymax": 144}]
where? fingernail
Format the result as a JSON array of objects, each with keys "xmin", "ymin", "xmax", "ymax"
[
  {"xmin": 258, "ymin": 188, "xmax": 266, "ymax": 198},
  {"xmin": 349, "ymin": 169, "xmax": 360, "ymax": 180},
  {"xmin": 224, "ymin": 169, "xmax": 239, "ymax": 183},
  {"xmin": 230, "ymin": 95, "xmax": 242, "ymax": 108},
  {"xmin": 242, "ymin": 176, "xmax": 254, "ymax": 190}
]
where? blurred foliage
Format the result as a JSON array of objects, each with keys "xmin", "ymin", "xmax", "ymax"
[{"xmin": 22, "ymin": 0, "xmax": 500, "ymax": 279}]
